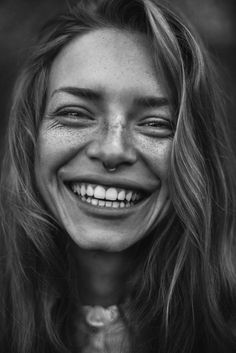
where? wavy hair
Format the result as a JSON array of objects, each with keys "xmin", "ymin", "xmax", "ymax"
[{"xmin": 0, "ymin": 0, "xmax": 236, "ymax": 352}]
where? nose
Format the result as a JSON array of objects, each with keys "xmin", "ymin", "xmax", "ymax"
[{"xmin": 86, "ymin": 121, "xmax": 137, "ymax": 170}]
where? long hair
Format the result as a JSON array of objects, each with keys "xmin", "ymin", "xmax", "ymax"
[{"xmin": 0, "ymin": 0, "xmax": 236, "ymax": 352}]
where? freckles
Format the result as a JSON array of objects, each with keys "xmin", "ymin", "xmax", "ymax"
[
  {"xmin": 137, "ymin": 137, "xmax": 173, "ymax": 176},
  {"xmin": 38, "ymin": 126, "xmax": 91, "ymax": 162},
  {"xmin": 153, "ymin": 141, "xmax": 172, "ymax": 175}
]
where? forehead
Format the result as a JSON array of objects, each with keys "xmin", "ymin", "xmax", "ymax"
[{"xmin": 48, "ymin": 28, "xmax": 166, "ymax": 100}]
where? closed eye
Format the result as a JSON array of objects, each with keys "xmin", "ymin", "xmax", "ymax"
[
  {"xmin": 46, "ymin": 106, "xmax": 95, "ymax": 128},
  {"xmin": 138, "ymin": 117, "xmax": 174, "ymax": 137},
  {"xmin": 55, "ymin": 106, "xmax": 93, "ymax": 119}
]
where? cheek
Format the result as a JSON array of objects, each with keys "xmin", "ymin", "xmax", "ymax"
[
  {"xmin": 135, "ymin": 136, "xmax": 173, "ymax": 179},
  {"xmin": 152, "ymin": 142, "xmax": 172, "ymax": 177},
  {"xmin": 35, "ymin": 124, "xmax": 90, "ymax": 175}
]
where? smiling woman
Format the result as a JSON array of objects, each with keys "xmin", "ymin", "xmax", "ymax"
[
  {"xmin": 35, "ymin": 28, "xmax": 172, "ymax": 252},
  {"xmin": 0, "ymin": 0, "xmax": 236, "ymax": 353}
]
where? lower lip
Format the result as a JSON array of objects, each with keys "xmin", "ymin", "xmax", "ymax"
[{"xmin": 65, "ymin": 185, "xmax": 152, "ymax": 218}]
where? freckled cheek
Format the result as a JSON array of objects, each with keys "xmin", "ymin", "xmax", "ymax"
[
  {"xmin": 36, "ymin": 128, "xmax": 91, "ymax": 172},
  {"xmin": 135, "ymin": 137, "xmax": 173, "ymax": 179}
]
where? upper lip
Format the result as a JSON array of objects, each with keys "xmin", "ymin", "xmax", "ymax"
[{"xmin": 62, "ymin": 174, "xmax": 159, "ymax": 194}]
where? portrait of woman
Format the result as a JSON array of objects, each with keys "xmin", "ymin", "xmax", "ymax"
[{"xmin": 0, "ymin": 0, "xmax": 236, "ymax": 352}]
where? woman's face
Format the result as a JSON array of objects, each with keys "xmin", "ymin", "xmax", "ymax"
[{"xmin": 35, "ymin": 28, "xmax": 173, "ymax": 252}]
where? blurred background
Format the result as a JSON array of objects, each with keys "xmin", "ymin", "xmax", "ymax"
[{"xmin": 0, "ymin": 0, "xmax": 235, "ymax": 160}]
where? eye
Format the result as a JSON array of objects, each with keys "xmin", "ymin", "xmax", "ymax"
[
  {"xmin": 138, "ymin": 116, "xmax": 174, "ymax": 137},
  {"xmin": 46, "ymin": 106, "xmax": 95, "ymax": 128},
  {"xmin": 56, "ymin": 107, "xmax": 93, "ymax": 120}
]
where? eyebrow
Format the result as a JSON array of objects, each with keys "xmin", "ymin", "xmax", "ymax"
[
  {"xmin": 133, "ymin": 96, "xmax": 169, "ymax": 109},
  {"xmin": 51, "ymin": 86, "xmax": 169, "ymax": 108},
  {"xmin": 51, "ymin": 87, "xmax": 102, "ymax": 101}
]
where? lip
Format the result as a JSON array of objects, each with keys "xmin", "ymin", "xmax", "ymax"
[
  {"xmin": 59, "ymin": 173, "xmax": 159, "ymax": 194},
  {"xmin": 63, "ymin": 181, "xmax": 156, "ymax": 218}
]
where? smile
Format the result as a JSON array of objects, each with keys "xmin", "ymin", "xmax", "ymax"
[{"xmin": 68, "ymin": 182, "xmax": 146, "ymax": 209}]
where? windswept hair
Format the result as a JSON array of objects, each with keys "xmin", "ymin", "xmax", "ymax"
[{"xmin": 0, "ymin": 0, "xmax": 236, "ymax": 352}]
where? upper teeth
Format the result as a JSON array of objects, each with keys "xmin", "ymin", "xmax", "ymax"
[{"xmin": 71, "ymin": 183, "xmax": 141, "ymax": 202}]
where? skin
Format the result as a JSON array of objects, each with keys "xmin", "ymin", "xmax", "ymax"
[{"xmin": 35, "ymin": 28, "xmax": 173, "ymax": 305}]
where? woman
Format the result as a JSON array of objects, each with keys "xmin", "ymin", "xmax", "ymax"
[{"xmin": 0, "ymin": 0, "xmax": 235, "ymax": 352}]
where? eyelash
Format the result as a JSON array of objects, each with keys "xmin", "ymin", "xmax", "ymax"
[
  {"xmin": 142, "ymin": 120, "xmax": 170, "ymax": 127},
  {"xmin": 139, "ymin": 117, "xmax": 174, "ymax": 133},
  {"xmin": 55, "ymin": 108, "xmax": 92, "ymax": 118},
  {"xmin": 46, "ymin": 107, "xmax": 94, "ymax": 128}
]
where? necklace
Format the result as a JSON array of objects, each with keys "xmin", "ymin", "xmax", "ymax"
[
  {"xmin": 82, "ymin": 304, "xmax": 119, "ymax": 327},
  {"xmin": 74, "ymin": 304, "xmax": 129, "ymax": 352}
]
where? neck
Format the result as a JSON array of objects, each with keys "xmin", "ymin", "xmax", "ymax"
[{"xmin": 71, "ymin": 246, "xmax": 135, "ymax": 307}]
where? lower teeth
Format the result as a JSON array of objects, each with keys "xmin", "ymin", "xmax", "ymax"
[{"xmin": 81, "ymin": 196, "xmax": 133, "ymax": 208}]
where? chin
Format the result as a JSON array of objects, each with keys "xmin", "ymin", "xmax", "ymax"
[{"xmin": 65, "ymin": 225, "xmax": 139, "ymax": 252}]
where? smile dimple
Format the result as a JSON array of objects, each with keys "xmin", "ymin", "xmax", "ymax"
[{"xmin": 69, "ymin": 182, "xmax": 144, "ymax": 208}]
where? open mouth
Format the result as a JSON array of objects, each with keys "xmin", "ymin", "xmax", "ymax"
[{"xmin": 67, "ymin": 182, "xmax": 148, "ymax": 209}]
